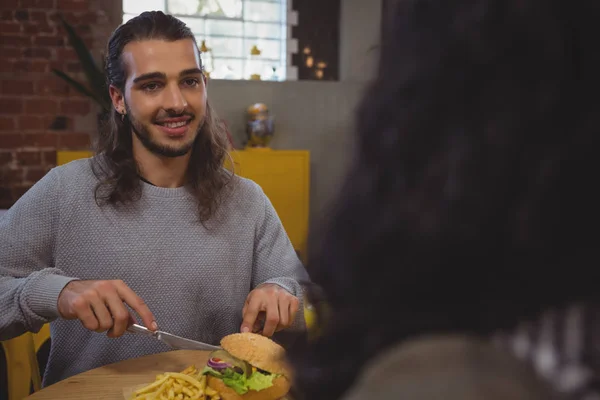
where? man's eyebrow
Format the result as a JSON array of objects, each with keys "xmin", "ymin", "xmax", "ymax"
[
  {"xmin": 132, "ymin": 72, "xmax": 166, "ymax": 84},
  {"xmin": 179, "ymin": 68, "xmax": 203, "ymax": 76},
  {"xmin": 132, "ymin": 68, "xmax": 202, "ymax": 84}
]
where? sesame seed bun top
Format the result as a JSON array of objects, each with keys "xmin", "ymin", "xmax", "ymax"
[{"xmin": 220, "ymin": 332, "xmax": 290, "ymax": 377}]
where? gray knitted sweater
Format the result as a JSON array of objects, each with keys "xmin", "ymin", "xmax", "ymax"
[{"xmin": 0, "ymin": 157, "xmax": 309, "ymax": 386}]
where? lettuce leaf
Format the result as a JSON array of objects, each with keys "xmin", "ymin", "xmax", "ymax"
[
  {"xmin": 246, "ymin": 371, "xmax": 276, "ymax": 391},
  {"xmin": 202, "ymin": 366, "xmax": 249, "ymax": 394},
  {"xmin": 201, "ymin": 366, "xmax": 223, "ymax": 377},
  {"xmin": 222, "ymin": 373, "xmax": 249, "ymax": 394},
  {"xmin": 201, "ymin": 366, "xmax": 278, "ymax": 395}
]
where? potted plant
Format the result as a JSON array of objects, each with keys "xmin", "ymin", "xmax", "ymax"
[{"xmin": 52, "ymin": 14, "xmax": 111, "ymax": 129}]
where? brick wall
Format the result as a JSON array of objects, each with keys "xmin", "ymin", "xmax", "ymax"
[
  {"xmin": 0, "ymin": 0, "xmax": 117, "ymax": 209},
  {"xmin": 0, "ymin": 0, "xmax": 352, "ymax": 210}
]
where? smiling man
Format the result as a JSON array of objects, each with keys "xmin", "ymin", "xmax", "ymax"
[{"xmin": 0, "ymin": 11, "xmax": 309, "ymax": 386}]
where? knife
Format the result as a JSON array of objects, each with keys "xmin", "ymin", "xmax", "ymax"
[{"xmin": 127, "ymin": 324, "xmax": 221, "ymax": 351}]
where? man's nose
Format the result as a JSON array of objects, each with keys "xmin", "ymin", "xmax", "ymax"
[{"xmin": 164, "ymin": 83, "xmax": 187, "ymax": 113}]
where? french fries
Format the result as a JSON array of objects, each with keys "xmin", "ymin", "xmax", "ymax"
[{"xmin": 129, "ymin": 365, "xmax": 220, "ymax": 400}]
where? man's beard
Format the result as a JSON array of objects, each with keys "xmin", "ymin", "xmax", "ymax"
[{"xmin": 125, "ymin": 104, "xmax": 199, "ymax": 158}]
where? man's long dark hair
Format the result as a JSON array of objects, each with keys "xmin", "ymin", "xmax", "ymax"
[
  {"xmin": 92, "ymin": 11, "xmax": 232, "ymax": 222},
  {"xmin": 289, "ymin": 1, "xmax": 600, "ymax": 399}
]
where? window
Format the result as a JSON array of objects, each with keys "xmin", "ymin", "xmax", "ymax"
[{"xmin": 122, "ymin": 0, "xmax": 291, "ymax": 81}]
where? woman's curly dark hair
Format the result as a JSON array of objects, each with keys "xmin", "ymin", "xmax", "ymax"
[
  {"xmin": 92, "ymin": 11, "xmax": 232, "ymax": 222},
  {"xmin": 289, "ymin": 1, "xmax": 600, "ymax": 399}
]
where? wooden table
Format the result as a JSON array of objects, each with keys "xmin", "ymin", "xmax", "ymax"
[{"xmin": 25, "ymin": 350, "xmax": 210, "ymax": 399}]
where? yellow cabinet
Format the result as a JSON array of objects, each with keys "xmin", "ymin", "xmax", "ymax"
[
  {"xmin": 57, "ymin": 149, "xmax": 310, "ymax": 261},
  {"xmin": 228, "ymin": 149, "xmax": 310, "ymax": 262},
  {"xmin": 56, "ymin": 150, "xmax": 93, "ymax": 165}
]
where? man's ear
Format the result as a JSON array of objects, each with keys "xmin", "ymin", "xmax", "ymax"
[{"xmin": 109, "ymin": 85, "xmax": 125, "ymax": 114}]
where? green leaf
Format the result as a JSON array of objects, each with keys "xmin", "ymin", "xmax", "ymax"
[
  {"xmin": 51, "ymin": 68, "xmax": 101, "ymax": 102},
  {"xmin": 222, "ymin": 373, "xmax": 248, "ymax": 395},
  {"xmin": 57, "ymin": 13, "xmax": 110, "ymax": 110},
  {"xmin": 201, "ymin": 366, "xmax": 223, "ymax": 377},
  {"xmin": 246, "ymin": 371, "xmax": 276, "ymax": 392},
  {"xmin": 201, "ymin": 366, "xmax": 277, "ymax": 395}
]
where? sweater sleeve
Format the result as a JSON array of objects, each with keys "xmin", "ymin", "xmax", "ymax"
[
  {"xmin": 251, "ymin": 185, "xmax": 310, "ymax": 331},
  {"xmin": 0, "ymin": 168, "xmax": 79, "ymax": 340}
]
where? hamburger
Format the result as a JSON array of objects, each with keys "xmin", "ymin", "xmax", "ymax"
[{"xmin": 201, "ymin": 332, "xmax": 292, "ymax": 400}]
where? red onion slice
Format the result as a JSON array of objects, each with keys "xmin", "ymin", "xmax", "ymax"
[{"xmin": 208, "ymin": 357, "xmax": 232, "ymax": 370}]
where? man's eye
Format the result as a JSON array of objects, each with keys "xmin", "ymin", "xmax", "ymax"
[
  {"xmin": 142, "ymin": 83, "xmax": 160, "ymax": 91},
  {"xmin": 183, "ymin": 78, "xmax": 199, "ymax": 87}
]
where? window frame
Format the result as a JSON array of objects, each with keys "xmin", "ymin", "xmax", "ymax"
[{"xmin": 122, "ymin": 0, "xmax": 297, "ymax": 81}]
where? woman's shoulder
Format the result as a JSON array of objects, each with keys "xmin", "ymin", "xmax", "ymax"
[{"xmin": 341, "ymin": 334, "xmax": 562, "ymax": 400}]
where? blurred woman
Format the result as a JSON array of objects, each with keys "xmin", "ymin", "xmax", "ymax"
[{"xmin": 289, "ymin": 1, "xmax": 600, "ymax": 399}]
